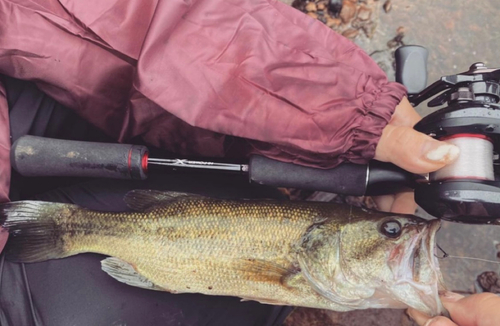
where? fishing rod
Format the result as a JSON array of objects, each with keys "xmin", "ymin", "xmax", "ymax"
[
  {"xmin": 9, "ymin": 51, "xmax": 500, "ymax": 225},
  {"xmin": 10, "ymin": 135, "xmax": 416, "ymax": 197}
]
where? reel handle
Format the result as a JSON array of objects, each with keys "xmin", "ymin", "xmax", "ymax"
[{"xmin": 395, "ymin": 45, "xmax": 429, "ymax": 95}]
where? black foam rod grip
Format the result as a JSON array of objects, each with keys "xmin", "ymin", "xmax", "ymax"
[
  {"xmin": 11, "ymin": 136, "xmax": 148, "ymax": 180},
  {"xmin": 248, "ymin": 155, "xmax": 368, "ymax": 196},
  {"xmin": 395, "ymin": 45, "xmax": 429, "ymax": 95},
  {"xmin": 365, "ymin": 160, "xmax": 417, "ymax": 196}
]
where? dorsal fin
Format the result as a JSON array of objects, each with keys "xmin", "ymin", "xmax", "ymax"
[
  {"xmin": 101, "ymin": 257, "xmax": 165, "ymax": 291},
  {"xmin": 123, "ymin": 190, "xmax": 203, "ymax": 211}
]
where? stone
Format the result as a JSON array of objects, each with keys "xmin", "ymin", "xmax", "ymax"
[
  {"xmin": 307, "ymin": 11, "xmax": 318, "ymax": 19},
  {"xmin": 387, "ymin": 39, "xmax": 399, "ymax": 48},
  {"xmin": 326, "ymin": 17, "xmax": 342, "ymax": 27},
  {"xmin": 477, "ymin": 271, "xmax": 500, "ymax": 293},
  {"xmin": 351, "ymin": 18, "xmax": 365, "ymax": 29},
  {"xmin": 339, "ymin": 0, "xmax": 356, "ymax": 24},
  {"xmin": 327, "ymin": 0, "xmax": 343, "ymax": 16},
  {"xmin": 342, "ymin": 28, "xmax": 359, "ymax": 39},
  {"xmin": 305, "ymin": 2, "xmax": 317, "ymax": 12},
  {"xmin": 362, "ymin": 21, "xmax": 377, "ymax": 38},
  {"xmin": 383, "ymin": 0, "xmax": 392, "ymax": 13},
  {"xmin": 357, "ymin": 5, "xmax": 372, "ymax": 21}
]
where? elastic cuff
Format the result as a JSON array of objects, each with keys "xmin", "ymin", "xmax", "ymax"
[{"xmin": 345, "ymin": 81, "xmax": 407, "ymax": 163}]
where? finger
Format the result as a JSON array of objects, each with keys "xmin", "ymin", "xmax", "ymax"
[
  {"xmin": 390, "ymin": 191, "xmax": 417, "ymax": 214},
  {"xmin": 407, "ymin": 308, "xmax": 431, "ymax": 326},
  {"xmin": 374, "ymin": 124, "xmax": 460, "ymax": 174},
  {"xmin": 425, "ymin": 317, "xmax": 459, "ymax": 326},
  {"xmin": 441, "ymin": 292, "xmax": 500, "ymax": 326},
  {"xmin": 372, "ymin": 195, "xmax": 395, "ymax": 212},
  {"xmin": 407, "ymin": 309, "xmax": 458, "ymax": 326},
  {"xmin": 390, "ymin": 97, "xmax": 422, "ymax": 127},
  {"xmin": 440, "ymin": 291, "xmax": 464, "ymax": 302}
]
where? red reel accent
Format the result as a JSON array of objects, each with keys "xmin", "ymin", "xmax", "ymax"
[
  {"xmin": 142, "ymin": 151, "xmax": 149, "ymax": 174},
  {"xmin": 439, "ymin": 133, "xmax": 493, "ymax": 142}
]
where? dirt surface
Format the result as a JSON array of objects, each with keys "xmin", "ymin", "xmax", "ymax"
[
  {"xmin": 278, "ymin": 1, "xmax": 500, "ymax": 325},
  {"xmin": 282, "ymin": 0, "xmax": 500, "ymax": 114}
]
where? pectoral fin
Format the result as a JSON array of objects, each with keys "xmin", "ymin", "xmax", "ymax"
[
  {"xmin": 233, "ymin": 258, "xmax": 294, "ymax": 284},
  {"xmin": 101, "ymin": 257, "xmax": 165, "ymax": 291}
]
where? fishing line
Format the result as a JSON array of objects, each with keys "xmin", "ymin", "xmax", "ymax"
[
  {"xmin": 441, "ymin": 256, "xmax": 500, "ymax": 265},
  {"xmin": 435, "ymin": 243, "xmax": 449, "ymax": 258},
  {"xmin": 435, "ymin": 243, "xmax": 500, "ymax": 265},
  {"xmin": 431, "ymin": 135, "xmax": 495, "ymax": 181}
]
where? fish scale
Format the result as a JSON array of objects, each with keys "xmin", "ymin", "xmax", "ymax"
[
  {"xmin": 0, "ymin": 190, "xmax": 445, "ymax": 316},
  {"xmin": 66, "ymin": 200, "xmax": 313, "ymax": 299}
]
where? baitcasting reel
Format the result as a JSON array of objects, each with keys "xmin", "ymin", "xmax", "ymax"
[
  {"xmin": 410, "ymin": 63, "xmax": 500, "ymax": 224},
  {"xmin": 249, "ymin": 56, "xmax": 500, "ymax": 224}
]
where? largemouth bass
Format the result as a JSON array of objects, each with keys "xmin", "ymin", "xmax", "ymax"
[{"xmin": 0, "ymin": 190, "xmax": 445, "ymax": 315}]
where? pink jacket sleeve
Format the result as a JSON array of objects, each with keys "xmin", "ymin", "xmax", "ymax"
[
  {"xmin": 0, "ymin": 80, "xmax": 10, "ymax": 250},
  {"xmin": 0, "ymin": 0, "xmax": 407, "ymax": 169}
]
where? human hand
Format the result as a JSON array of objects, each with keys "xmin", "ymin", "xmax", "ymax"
[
  {"xmin": 372, "ymin": 97, "xmax": 460, "ymax": 214},
  {"xmin": 375, "ymin": 97, "xmax": 460, "ymax": 174},
  {"xmin": 407, "ymin": 292, "xmax": 500, "ymax": 326}
]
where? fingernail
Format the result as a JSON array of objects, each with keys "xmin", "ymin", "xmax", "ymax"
[
  {"xmin": 406, "ymin": 309, "xmax": 416, "ymax": 323},
  {"xmin": 406, "ymin": 308, "xmax": 431, "ymax": 325},
  {"xmin": 441, "ymin": 291, "xmax": 464, "ymax": 302},
  {"xmin": 423, "ymin": 318, "xmax": 437, "ymax": 326},
  {"xmin": 425, "ymin": 143, "xmax": 460, "ymax": 163}
]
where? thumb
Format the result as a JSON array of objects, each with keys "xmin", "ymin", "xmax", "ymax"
[
  {"xmin": 440, "ymin": 292, "xmax": 500, "ymax": 326},
  {"xmin": 375, "ymin": 124, "xmax": 460, "ymax": 174}
]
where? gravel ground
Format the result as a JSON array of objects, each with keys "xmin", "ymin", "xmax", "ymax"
[{"xmin": 277, "ymin": 1, "xmax": 500, "ymax": 325}]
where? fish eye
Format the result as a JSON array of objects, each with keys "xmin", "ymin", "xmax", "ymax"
[{"xmin": 380, "ymin": 220, "xmax": 402, "ymax": 239}]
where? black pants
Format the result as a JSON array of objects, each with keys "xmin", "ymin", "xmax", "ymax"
[{"xmin": 0, "ymin": 76, "xmax": 292, "ymax": 326}]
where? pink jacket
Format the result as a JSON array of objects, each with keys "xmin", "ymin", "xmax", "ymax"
[{"xmin": 0, "ymin": 0, "xmax": 407, "ymax": 247}]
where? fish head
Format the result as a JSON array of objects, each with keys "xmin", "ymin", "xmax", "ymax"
[{"xmin": 338, "ymin": 215, "xmax": 445, "ymax": 315}]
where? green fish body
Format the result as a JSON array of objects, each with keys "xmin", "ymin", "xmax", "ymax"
[{"xmin": 0, "ymin": 190, "xmax": 445, "ymax": 316}]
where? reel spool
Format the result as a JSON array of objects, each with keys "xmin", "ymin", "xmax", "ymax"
[
  {"xmin": 430, "ymin": 134, "xmax": 494, "ymax": 182},
  {"xmin": 410, "ymin": 63, "xmax": 500, "ymax": 223}
]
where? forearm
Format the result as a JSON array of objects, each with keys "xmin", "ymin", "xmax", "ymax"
[
  {"xmin": 0, "ymin": 0, "xmax": 407, "ymax": 168},
  {"xmin": 0, "ymin": 79, "xmax": 10, "ymax": 203},
  {"xmin": 136, "ymin": 0, "xmax": 407, "ymax": 167}
]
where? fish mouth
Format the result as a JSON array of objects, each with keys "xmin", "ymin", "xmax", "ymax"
[
  {"xmin": 407, "ymin": 219, "xmax": 445, "ymax": 315},
  {"xmin": 410, "ymin": 220, "xmax": 441, "ymax": 279},
  {"xmin": 425, "ymin": 220, "xmax": 443, "ymax": 281}
]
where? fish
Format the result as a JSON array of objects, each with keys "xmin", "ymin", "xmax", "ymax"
[{"xmin": 0, "ymin": 189, "xmax": 446, "ymax": 316}]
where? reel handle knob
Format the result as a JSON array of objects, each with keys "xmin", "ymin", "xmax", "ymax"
[{"xmin": 395, "ymin": 45, "xmax": 429, "ymax": 95}]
